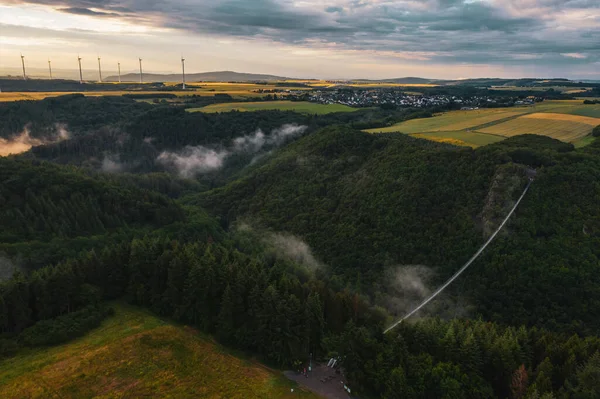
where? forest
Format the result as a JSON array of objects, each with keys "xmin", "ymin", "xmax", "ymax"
[{"xmin": 1, "ymin": 95, "xmax": 600, "ymax": 398}]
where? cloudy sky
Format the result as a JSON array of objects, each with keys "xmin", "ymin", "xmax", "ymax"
[{"xmin": 1, "ymin": 0, "xmax": 599, "ymax": 79}]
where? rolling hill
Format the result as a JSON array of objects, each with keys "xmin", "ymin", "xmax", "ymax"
[
  {"xmin": 104, "ymin": 70, "xmax": 291, "ymax": 82},
  {"xmin": 0, "ymin": 303, "xmax": 316, "ymax": 399},
  {"xmin": 196, "ymin": 127, "xmax": 600, "ymax": 332}
]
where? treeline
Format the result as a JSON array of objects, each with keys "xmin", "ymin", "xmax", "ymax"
[
  {"xmin": 0, "ymin": 158, "xmax": 197, "ymax": 272},
  {"xmin": 0, "ymin": 94, "xmax": 152, "ymax": 139},
  {"xmin": 0, "ymin": 236, "xmax": 382, "ymax": 365},
  {"xmin": 2, "ymin": 233, "xmax": 600, "ymax": 397},
  {"xmin": 0, "ymin": 158, "xmax": 184, "ymax": 243},
  {"xmin": 340, "ymin": 319, "xmax": 600, "ymax": 398},
  {"xmin": 0, "ymin": 78, "xmax": 167, "ymax": 92}
]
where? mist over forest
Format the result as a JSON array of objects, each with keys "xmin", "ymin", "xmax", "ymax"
[{"xmin": 1, "ymin": 88, "xmax": 600, "ymax": 398}]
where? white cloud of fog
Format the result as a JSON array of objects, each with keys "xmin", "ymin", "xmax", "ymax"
[
  {"xmin": 269, "ymin": 232, "xmax": 323, "ymax": 270},
  {"xmin": 233, "ymin": 124, "xmax": 308, "ymax": 153},
  {"xmin": 101, "ymin": 154, "xmax": 125, "ymax": 173},
  {"xmin": 384, "ymin": 265, "xmax": 434, "ymax": 316},
  {"xmin": 157, "ymin": 123, "xmax": 308, "ymax": 178},
  {"xmin": 157, "ymin": 146, "xmax": 229, "ymax": 178},
  {"xmin": 0, "ymin": 124, "xmax": 71, "ymax": 156},
  {"xmin": 382, "ymin": 265, "xmax": 471, "ymax": 321},
  {"xmin": 0, "ymin": 255, "xmax": 22, "ymax": 281}
]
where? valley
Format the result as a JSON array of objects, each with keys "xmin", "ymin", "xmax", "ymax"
[{"xmin": 1, "ymin": 79, "xmax": 599, "ymax": 398}]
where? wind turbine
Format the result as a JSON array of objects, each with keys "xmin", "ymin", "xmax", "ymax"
[
  {"xmin": 181, "ymin": 56, "xmax": 186, "ymax": 89},
  {"xmin": 97, "ymin": 56, "xmax": 103, "ymax": 82},
  {"xmin": 138, "ymin": 58, "xmax": 143, "ymax": 84},
  {"xmin": 20, "ymin": 54, "xmax": 26, "ymax": 80},
  {"xmin": 118, "ymin": 62, "xmax": 121, "ymax": 83},
  {"xmin": 48, "ymin": 59, "xmax": 53, "ymax": 80},
  {"xmin": 77, "ymin": 55, "xmax": 83, "ymax": 84}
]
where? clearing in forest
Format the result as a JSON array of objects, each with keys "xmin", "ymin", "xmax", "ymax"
[
  {"xmin": 188, "ymin": 100, "xmax": 358, "ymax": 114},
  {"xmin": 0, "ymin": 304, "xmax": 316, "ymax": 399}
]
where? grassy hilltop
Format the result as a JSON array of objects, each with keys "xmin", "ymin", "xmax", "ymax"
[{"xmin": 0, "ymin": 303, "xmax": 315, "ymax": 399}]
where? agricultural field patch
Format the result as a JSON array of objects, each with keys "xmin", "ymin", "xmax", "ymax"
[
  {"xmin": 556, "ymin": 104, "xmax": 600, "ymax": 118},
  {"xmin": 0, "ymin": 304, "xmax": 315, "ymax": 399},
  {"xmin": 188, "ymin": 100, "xmax": 358, "ymax": 114},
  {"xmin": 365, "ymin": 109, "xmax": 527, "ymax": 134},
  {"xmin": 0, "ymin": 91, "xmax": 218, "ymax": 102},
  {"xmin": 479, "ymin": 113, "xmax": 600, "ymax": 142},
  {"xmin": 409, "ymin": 131, "xmax": 505, "ymax": 147},
  {"xmin": 490, "ymin": 86, "xmax": 593, "ymax": 93}
]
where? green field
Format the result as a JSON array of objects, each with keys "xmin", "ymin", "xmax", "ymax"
[
  {"xmin": 366, "ymin": 100, "xmax": 600, "ymax": 147},
  {"xmin": 0, "ymin": 304, "xmax": 316, "ymax": 399},
  {"xmin": 188, "ymin": 100, "xmax": 358, "ymax": 114}
]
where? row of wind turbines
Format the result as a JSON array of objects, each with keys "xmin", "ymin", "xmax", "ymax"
[{"xmin": 19, "ymin": 54, "xmax": 187, "ymax": 88}]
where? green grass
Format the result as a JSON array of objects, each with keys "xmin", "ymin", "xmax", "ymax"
[
  {"xmin": 557, "ymin": 105, "xmax": 600, "ymax": 118},
  {"xmin": 573, "ymin": 135, "xmax": 597, "ymax": 148},
  {"xmin": 188, "ymin": 100, "xmax": 358, "ymax": 114},
  {"xmin": 0, "ymin": 303, "xmax": 317, "ymax": 399}
]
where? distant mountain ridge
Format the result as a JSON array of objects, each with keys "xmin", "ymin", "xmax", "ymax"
[{"xmin": 104, "ymin": 70, "xmax": 291, "ymax": 82}]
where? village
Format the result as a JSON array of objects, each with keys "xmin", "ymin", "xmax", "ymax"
[{"xmin": 286, "ymin": 88, "xmax": 538, "ymax": 109}]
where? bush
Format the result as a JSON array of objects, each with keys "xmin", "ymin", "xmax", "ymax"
[
  {"xmin": 593, "ymin": 125, "xmax": 600, "ymax": 137},
  {"xmin": 0, "ymin": 338, "xmax": 19, "ymax": 359},
  {"xmin": 19, "ymin": 306, "xmax": 112, "ymax": 347}
]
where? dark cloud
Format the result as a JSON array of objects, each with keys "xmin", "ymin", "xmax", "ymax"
[
  {"xmin": 7, "ymin": 0, "xmax": 600, "ymax": 68},
  {"xmin": 325, "ymin": 6, "xmax": 343, "ymax": 13}
]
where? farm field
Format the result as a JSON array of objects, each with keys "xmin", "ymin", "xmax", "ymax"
[
  {"xmin": 0, "ymin": 90, "xmax": 224, "ymax": 102},
  {"xmin": 0, "ymin": 304, "xmax": 316, "ymax": 399},
  {"xmin": 490, "ymin": 86, "xmax": 592, "ymax": 94},
  {"xmin": 365, "ymin": 109, "xmax": 529, "ymax": 134},
  {"xmin": 479, "ymin": 113, "xmax": 599, "ymax": 142},
  {"xmin": 188, "ymin": 100, "xmax": 358, "ymax": 114},
  {"xmin": 409, "ymin": 131, "xmax": 505, "ymax": 147},
  {"xmin": 366, "ymin": 100, "xmax": 600, "ymax": 147}
]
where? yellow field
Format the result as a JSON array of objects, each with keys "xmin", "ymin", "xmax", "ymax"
[
  {"xmin": 366, "ymin": 109, "xmax": 527, "ymax": 134},
  {"xmin": 480, "ymin": 113, "xmax": 600, "ymax": 142},
  {"xmin": 410, "ymin": 134, "xmax": 470, "ymax": 147},
  {"xmin": 365, "ymin": 100, "xmax": 600, "ymax": 147},
  {"xmin": 0, "ymin": 304, "xmax": 316, "ymax": 399},
  {"xmin": 189, "ymin": 100, "xmax": 357, "ymax": 114},
  {"xmin": 409, "ymin": 131, "xmax": 505, "ymax": 147},
  {"xmin": 0, "ymin": 91, "xmax": 221, "ymax": 102}
]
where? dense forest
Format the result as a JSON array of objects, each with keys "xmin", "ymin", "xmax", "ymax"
[
  {"xmin": 1, "ymin": 94, "xmax": 600, "ymax": 398},
  {"xmin": 197, "ymin": 129, "xmax": 600, "ymax": 334}
]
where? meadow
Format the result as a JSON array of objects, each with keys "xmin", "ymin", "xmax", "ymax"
[
  {"xmin": 0, "ymin": 304, "xmax": 316, "ymax": 399},
  {"xmin": 188, "ymin": 100, "xmax": 358, "ymax": 114},
  {"xmin": 366, "ymin": 100, "xmax": 600, "ymax": 147}
]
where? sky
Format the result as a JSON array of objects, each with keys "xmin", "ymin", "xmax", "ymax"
[{"xmin": 0, "ymin": 0, "xmax": 599, "ymax": 80}]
